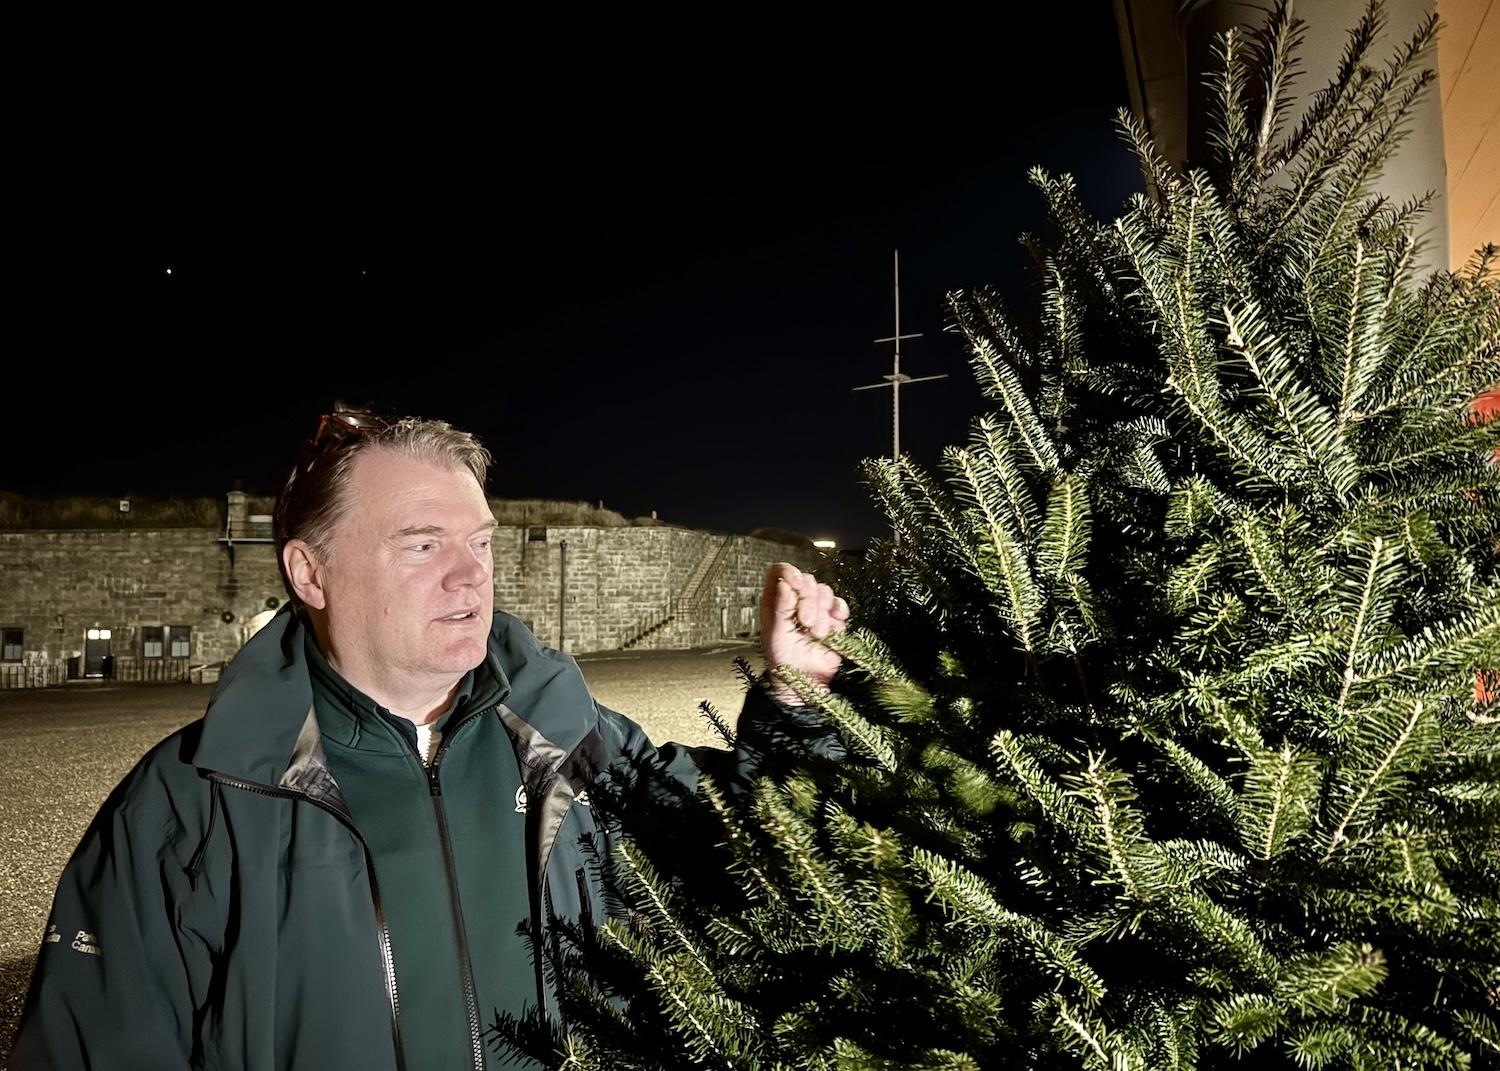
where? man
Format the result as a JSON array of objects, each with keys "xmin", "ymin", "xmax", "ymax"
[{"xmin": 11, "ymin": 411, "xmax": 848, "ymax": 1070}]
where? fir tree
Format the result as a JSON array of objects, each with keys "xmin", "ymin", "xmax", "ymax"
[{"xmin": 492, "ymin": 4, "xmax": 1500, "ymax": 1067}]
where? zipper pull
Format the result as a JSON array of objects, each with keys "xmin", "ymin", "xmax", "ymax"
[{"xmin": 427, "ymin": 763, "xmax": 442, "ymax": 797}]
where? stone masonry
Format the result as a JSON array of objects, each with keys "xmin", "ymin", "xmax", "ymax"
[{"xmin": 0, "ymin": 500, "xmax": 821, "ymax": 684}]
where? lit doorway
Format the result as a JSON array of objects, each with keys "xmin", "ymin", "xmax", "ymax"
[{"xmin": 84, "ymin": 628, "xmax": 113, "ymax": 677}]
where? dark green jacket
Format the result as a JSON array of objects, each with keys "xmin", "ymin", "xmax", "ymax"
[{"xmin": 11, "ymin": 607, "xmax": 781, "ymax": 1070}]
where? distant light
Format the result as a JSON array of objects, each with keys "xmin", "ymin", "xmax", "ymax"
[
  {"xmin": 813, "ymin": 539, "xmax": 837, "ymax": 551},
  {"xmin": 165, "ymin": 267, "xmax": 173, "ymax": 275}
]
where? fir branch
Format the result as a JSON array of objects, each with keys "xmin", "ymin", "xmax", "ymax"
[
  {"xmin": 732, "ymin": 656, "xmax": 756, "ymax": 690},
  {"xmin": 1161, "ymin": 890, "xmax": 1279, "ymax": 984},
  {"xmin": 613, "ymin": 840, "xmax": 715, "ymax": 978},
  {"xmin": 639, "ymin": 955, "xmax": 743, "ymax": 1071},
  {"xmin": 990, "ymin": 730, "xmax": 1091, "ymax": 838},
  {"xmin": 1240, "ymin": 741, "xmax": 1324, "ymax": 861},
  {"xmin": 1250, "ymin": 1, "xmax": 1305, "ymax": 175},
  {"xmin": 700, "ymin": 781, "xmax": 784, "ymax": 908},
  {"xmin": 1297, "ymin": 37, "xmax": 1438, "ymax": 282},
  {"xmin": 1324, "ymin": 697, "xmax": 1432, "ymax": 857},
  {"xmin": 1049, "ymin": 996, "xmax": 1120, "ymax": 1070},
  {"xmin": 967, "ymin": 336, "xmax": 1061, "ymax": 474},
  {"xmin": 1222, "ymin": 299, "xmax": 1358, "ymax": 498},
  {"xmin": 863, "ymin": 457, "xmax": 931, "ymax": 550},
  {"xmin": 1166, "ymin": 543, "xmax": 1223, "ymax": 613},
  {"xmin": 1337, "ymin": 238, "xmax": 1370, "ymax": 421},
  {"xmin": 697, "ymin": 700, "xmax": 735, "ymax": 749},
  {"xmin": 1355, "ymin": 599, "xmax": 1500, "ymax": 691},
  {"xmin": 1041, "ymin": 260, "xmax": 1082, "ymax": 425},
  {"xmin": 753, "ymin": 783, "xmax": 865, "ymax": 945},
  {"xmin": 951, "ymin": 286, "xmax": 1039, "ymax": 381},
  {"xmin": 1164, "ymin": 478, "xmax": 1224, "ymax": 539},
  {"xmin": 1116, "ymin": 107, "xmax": 1179, "ymax": 203},
  {"xmin": 773, "ymin": 664, "xmax": 898, "ymax": 772},
  {"xmin": 970, "ymin": 416, "xmax": 1043, "ymax": 537},
  {"xmin": 1075, "ymin": 755, "xmax": 1153, "ymax": 902},
  {"xmin": 1453, "ymin": 1009, "xmax": 1500, "ymax": 1056},
  {"xmin": 1170, "ymin": 383, "xmax": 1292, "ymax": 488},
  {"xmin": 1158, "ymin": 738, "xmax": 1238, "ymax": 824},
  {"xmin": 1216, "ymin": 630, "xmax": 1341, "ymax": 693},
  {"xmin": 910, "ymin": 847, "xmax": 1107, "ymax": 1002},
  {"xmin": 820, "ymin": 626, "xmax": 906, "ymax": 683},
  {"xmin": 1370, "ymin": 413, "xmax": 1500, "ymax": 481},
  {"xmin": 1208, "ymin": 25, "xmax": 1257, "ymax": 202},
  {"xmin": 1259, "ymin": 1, "xmax": 1383, "ymax": 229},
  {"xmin": 1355, "ymin": 282, "xmax": 1500, "ymax": 420},
  {"xmin": 1233, "ymin": 514, "xmax": 1313, "ymax": 622},
  {"xmin": 918, "ymin": 742, "xmax": 1005, "ymax": 816},
  {"xmin": 1037, "ymin": 473, "xmax": 1091, "ymax": 588},
  {"xmin": 1209, "ymin": 992, "xmax": 1283, "ymax": 1053},
  {"xmin": 826, "ymin": 810, "xmax": 914, "ymax": 961},
  {"xmin": 947, "ymin": 446, "xmax": 1044, "ymax": 652},
  {"xmin": 1285, "ymin": 1004, "xmax": 1472, "ymax": 1069},
  {"xmin": 1332, "ymin": 534, "xmax": 1399, "ymax": 724}
]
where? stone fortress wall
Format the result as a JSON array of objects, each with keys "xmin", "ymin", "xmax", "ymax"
[{"xmin": 0, "ymin": 492, "xmax": 822, "ymax": 685}]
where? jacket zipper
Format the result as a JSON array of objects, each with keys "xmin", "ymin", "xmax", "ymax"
[
  {"xmin": 425, "ymin": 743, "xmax": 487, "ymax": 1071},
  {"xmin": 205, "ymin": 773, "xmax": 407, "ymax": 1071}
]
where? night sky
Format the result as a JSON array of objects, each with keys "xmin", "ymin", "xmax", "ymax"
[{"xmin": 11, "ymin": 14, "xmax": 1141, "ymax": 548}]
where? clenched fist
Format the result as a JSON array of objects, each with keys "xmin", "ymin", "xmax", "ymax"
[{"xmin": 759, "ymin": 561, "xmax": 849, "ymax": 701}]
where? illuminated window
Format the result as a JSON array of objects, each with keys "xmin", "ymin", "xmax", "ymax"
[
  {"xmin": 169, "ymin": 626, "xmax": 191, "ymax": 659},
  {"xmin": 1, "ymin": 628, "xmax": 21, "ymax": 662},
  {"xmin": 143, "ymin": 626, "xmax": 164, "ymax": 658}
]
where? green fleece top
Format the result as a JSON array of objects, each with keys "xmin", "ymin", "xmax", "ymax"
[{"xmin": 305, "ymin": 634, "xmax": 536, "ymax": 1071}]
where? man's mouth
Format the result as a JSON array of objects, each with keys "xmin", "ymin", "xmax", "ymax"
[{"xmin": 439, "ymin": 611, "xmax": 480, "ymax": 622}]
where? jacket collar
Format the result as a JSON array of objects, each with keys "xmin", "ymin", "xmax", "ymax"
[
  {"xmin": 304, "ymin": 630, "xmax": 502, "ymax": 754},
  {"xmin": 189, "ymin": 605, "xmax": 594, "ymax": 785}
]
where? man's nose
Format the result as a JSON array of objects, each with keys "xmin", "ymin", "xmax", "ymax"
[{"xmin": 443, "ymin": 545, "xmax": 489, "ymax": 588}]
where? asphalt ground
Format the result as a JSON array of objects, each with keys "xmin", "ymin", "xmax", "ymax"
[{"xmin": 0, "ymin": 643, "xmax": 758, "ymax": 1061}]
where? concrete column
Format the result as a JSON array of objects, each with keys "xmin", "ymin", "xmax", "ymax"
[{"xmin": 1178, "ymin": 0, "xmax": 1449, "ymax": 271}]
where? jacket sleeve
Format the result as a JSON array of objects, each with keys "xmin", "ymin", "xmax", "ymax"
[{"xmin": 8, "ymin": 769, "xmax": 200, "ymax": 1070}]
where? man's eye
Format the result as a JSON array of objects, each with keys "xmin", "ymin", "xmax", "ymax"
[{"xmin": 409, "ymin": 543, "xmax": 435, "ymax": 553}]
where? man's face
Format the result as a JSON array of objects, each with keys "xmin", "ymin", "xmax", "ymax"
[{"xmin": 318, "ymin": 448, "xmax": 496, "ymax": 691}]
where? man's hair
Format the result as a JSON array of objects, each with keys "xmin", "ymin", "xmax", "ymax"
[{"xmin": 273, "ymin": 409, "xmax": 493, "ymax": 607}]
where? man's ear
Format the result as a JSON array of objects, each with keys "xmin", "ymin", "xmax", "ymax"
[{"xmin": 283, "ymin": 539, "xmax": 328, "ymax": 610}]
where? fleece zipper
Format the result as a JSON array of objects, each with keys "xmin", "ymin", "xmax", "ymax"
[{"xmin": 423, "ymin": 725, "xmax": 488, "ymax": 1071}]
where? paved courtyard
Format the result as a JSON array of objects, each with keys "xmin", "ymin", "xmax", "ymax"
[{"xmin": 0, "ymin": 643, "xmax": 758, "ymax": 1059}]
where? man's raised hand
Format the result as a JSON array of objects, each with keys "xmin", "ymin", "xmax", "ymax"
[{"xmin": 759, "ymin": 561, "xmax": 849, "ymax": 700}]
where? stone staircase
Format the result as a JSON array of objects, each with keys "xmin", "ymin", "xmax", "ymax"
[
  {"xmin": 621, "ymin": 600, "xmax": 676, "ymax": 649},
  {"xmin": 621, "ymin": 535, "xmax": 736, "ymax": 649}
]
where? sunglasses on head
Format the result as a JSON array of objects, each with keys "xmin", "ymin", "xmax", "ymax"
[{"xmin": 311, "ymin": 410, "xmax": 392, "ymax": 446}]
